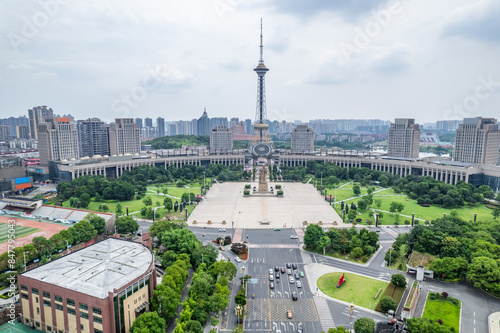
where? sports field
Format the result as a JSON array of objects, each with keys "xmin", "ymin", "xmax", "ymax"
[
  {"xmin": 0, "ymin": 223, "xmax": 40, "ymax": 244},
  {"xmin": 0, "ymin": 216, "xmax": 69, "ymax": 254}
]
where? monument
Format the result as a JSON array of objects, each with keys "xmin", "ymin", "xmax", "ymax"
[{"xmin": 258, "ymin": 167, "xmax": 268, "ymax": 191}]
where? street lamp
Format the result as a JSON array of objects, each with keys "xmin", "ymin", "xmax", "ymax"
[
  {"xmin": 334, "ymin": 184, "xmax": 337, "ymax": 208},
  {"xmin": 203, "ymin": 171, "xmax": 206, "ymax": 196},
  {"xmin": 320, "ymin": 171, "xmax": 323, "ymax": 190},
  {"xmin": 65, "ymin": 240, "xmax": 69, "ymax": 252}
]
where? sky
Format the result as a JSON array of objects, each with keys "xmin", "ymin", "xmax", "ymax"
[{"xmin": 1, "ymin": 0, "xmax": 500, "ymax": 124}]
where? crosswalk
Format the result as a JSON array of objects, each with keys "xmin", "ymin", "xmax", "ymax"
[{"xmin": 313, "ymin": 295, "xmax": 335, "ymax": 331}]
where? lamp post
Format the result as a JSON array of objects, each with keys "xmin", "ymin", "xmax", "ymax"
[
  {"xmin": 23, "ymin": 251, "xmax": 29, "ymax": 272},
  {"xmin": 334, "ymin": 185, "xmax": 337, "ymax": 208},
  {"xmin": 203, "ymin": 171, "xmax": 206, "ymax": 196},
  {"xmin": 320, "ymin": 171, "xmax": 323, "ymax": 190},
  {"xmin": 65, "ymin": 240, "xmax": 69, "ymax": 253}
]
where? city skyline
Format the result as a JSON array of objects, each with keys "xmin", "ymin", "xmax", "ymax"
[{"xmin": 1, "ymin": 1, "xmax": 500, "ymax": 123}]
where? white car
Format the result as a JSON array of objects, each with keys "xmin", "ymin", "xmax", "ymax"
[
  {"xmin": 289, "ymin": 277, "xmax": 295, "ymax": 284},
  {"xmin": 218, "ymin": 228, "xmax": 226, "ymax": 232},
  {"xmin": 297, "ymin": 281, "xmax": 302, "ymax": 288},
  {"xmin": 234, "ymin": 257, "xmax": 241, "ymax": 263},
  {"xmin": 290, "ymin": 235, "xmax": 298, "ymax": 239}
]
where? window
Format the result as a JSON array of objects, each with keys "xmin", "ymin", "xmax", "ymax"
[
  {"xmin": 35, "ymin": 297, "xmax": 38, "ymax": 303},
  {"xmin": 94, "ymin": 329, "xmax": 103, "ymax": 333},
  {"xmin": 32, "ymin": 288, "xmax": 39, "ymax": 295},
  {"xmin": 43, "ymin": 300, "xmax": 51, "ymax": 307},
  {"xmin": 35, "ymin": 322, "xmax": 40, "ymax": 328},
  {"xmin": 21, "ymin": 285, "xmax": 27, "ymax": 291},
  {"xmin": 93, "ymin": 316, "xmax": 102, "ymax": 324},
  {"xmin": 56, "ymin": 304, "xmax": 63, "ymax": 311},
  {"xmin": 36, "ymin": 308, "xmax": 39, "ymax": 315},
  {"xmin": 47, "ymin": 326, "xmax": 52, "ymax": 331},
  {"xmin": 79, "ymin": 302, "xmax": 88, "ymax": 310},
  {"xmin": 55, "ymin": 295, "xmax": 62, "ymax": 302},
  {"xmin": 92, "ymin": 307, "xmax": 102, "ymax": 315},
  {"xmin": 21, "ymin": 293, "xmax": 28, "ymax": 300},
  {"xmin": 67, "ymin": 299, "xmax": 75, "ymax": 306},
  {"xmin": 80, "ymin": 312, "xmax": 89, "ymax": 319},
  {"xmin": 68, "ymin": 308, "xmax": 76, "ymax": 315},
  {"xmin": 43, "ymin": 291, "xmax": 50, "ymax": 298},
  {"xmin": 81, "ymin": 324, "xmax": 84, "ymax": 330}
]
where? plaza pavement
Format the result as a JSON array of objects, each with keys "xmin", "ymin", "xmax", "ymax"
[{"xmin": 187, "ymin": 182, "xmax": 345, "ymax": 229}]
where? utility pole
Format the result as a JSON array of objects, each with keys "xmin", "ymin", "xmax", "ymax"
[
  {"xmin": 389, "ymin": 246, "xmax": 393, "ymax": 268},
  {"xmin": 23, "ymin": 251, "xmax": 29, "ymax": 272},
  {"xmin": 203, "ymin": 171, "xmax": 206, "ymax": 196},
  {"xmin": 350, "ymin": 303, "xmax": 354, "ymax": 332}
]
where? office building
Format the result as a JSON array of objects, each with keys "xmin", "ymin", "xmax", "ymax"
[
  {"xmin": 134, "ymin": 118, "xmax": 143, "ymax": 129},
  {"xmin": 210, "ymin": 125, "xmax": 233, "ymax": 152},
  {"xmin": 387, "ymin": 118, "xmax": 420, "ymax": 158},
  {"xmin": 108, "ymin": 118, "xmax": 140, "ymax": 156},
  {"xmin": 28, "ymin": 106, "xmax": 54, "ymax": 140},
  {"xmin": 18, "ymin": 238, "xmax": 156, "ymax": 333},
  {"xmin": 0, "ymin": 125, "xmax": 9, "ymax": 141},
  {"xmin": 168, "ymin": 123, "xmax": 177, "ymax": 136},
  {"xmin": 197, "ymin": 108, "xmax": 210, "ymax": 136},
  {"xmin": 37, "ymin": 117, "xmax": 79, "ymax": 166},
  {"xmin": 144, "ymin": 118, "xmax": 153, "ymax": 128},
  {"xmin": 291, "ymin": 125, "xmax": 314, "ymax": 154},
  {"xmin": 244, "ymin": 119, "xmax": 253, "ymax": 135},
  {"xmin": 16, "ymin": 125, "xmax": 29, "ymax": 139},
  {"xmin": 157, "ymin": 117, "xmax": 165, "ymax": 137},
  {"xmin": 453, "ymin": 117, "xmax": 500, "ymax": 165},
  {"xmin": 76, "ymin": 118, "xmax": 110, "ymax": 158}
]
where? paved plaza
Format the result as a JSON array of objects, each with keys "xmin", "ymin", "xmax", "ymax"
[{"xmin": 187, "ymin": 182, "xmax": 344, "ymax": 229}]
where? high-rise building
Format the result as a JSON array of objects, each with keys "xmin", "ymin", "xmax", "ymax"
[
  {"xmin": 210, "ymin": 125, "xmax": 233, "ymax": 152},
  {"xmin": 144, "ymin": 118, "xmax": 153, "ymax": 128},
  {"xmin": 76, "ymin": 118, "xmax": 110, "ymax": 158},
  {"xmin": 37, "ymin": 117, "xmax": 79, "ymax": 166},
  {"xmin": 197, "ymin": 108, "xmax": 210, "ymax": 136},
  {"xmin": 191, "ymin": 119, "xmax": 198, "ymax": 135},
  {"xmin": 109, "ymin": 118, "xmax": 140, "ymax": 156},
  {"xmin": 210, "ymin": 117, "xmax": 228, "ymax": 130},
  {"xmin": 291, "ymin": 125, "xmax": 314, "ymax": 154},
  {"xmin": 453, "ymin": 117, "xmax": 500, "ymax": 165},
  {"xmin": 16, "ymin": 125, "xmax": 29, "ymax": 139},
  {"xmin": 0, "ymin": 125, "xmax": 9, "ymax": 141},
  {"xmin": 28, "ymin": 106, "xmax": 54, "ymax": 139},
  {"xmin": 18, "ymin": 238, "xmax": 156, "ymax": 333},
  {"xmin": 168, "ymin": 123, "xmax": 177, "ymax": 136},
  {"xmin": 157, "ymin": 117, "xmax": 165, "ymax": 137},
  {"xmin": 135, "ymin": 118, "xmax": 143, "ymax": 129},
  {"xmin": 437, "ymin": 120, "xmax": 461, "ymax": 131},
  {"xmin": 244, "ymin": 119, "xmax": 253, "ymax": 134},
  {"xmin": 387, "ymin": 118, "xmax": 420, "ymax": 158}
]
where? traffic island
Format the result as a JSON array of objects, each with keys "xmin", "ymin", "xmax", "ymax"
[
  {"xmin": 317, "ymin": 272, "xmax": 389, "ymax": 310},
  {"xmin": 422, "ymin": 292, "xmax": 461, "ymax": 332}
]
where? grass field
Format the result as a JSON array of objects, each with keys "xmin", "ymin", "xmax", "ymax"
[
  {"xmin": 317, "ymin": 272, "xmax": 388, "ymax": 310},
  {"xmin": 423, "ymin": 293, "xmax": 461, "ymax": 331},
  {"xmin": 331, "ymin": 185, "xmax": 496, "ymax": 224},
  {"xmin": 0, "ymin": 224, "xmax": 40, "ymax": 244}
]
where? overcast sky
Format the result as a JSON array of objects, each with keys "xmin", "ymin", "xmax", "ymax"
[{"xmin": 1, "ymin": 0, "xmax": 500, "ymax": 124}]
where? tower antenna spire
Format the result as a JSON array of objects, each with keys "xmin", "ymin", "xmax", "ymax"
[{"xmin": 259, "ymin": 18, "xmax": 264, "ymax": 64}]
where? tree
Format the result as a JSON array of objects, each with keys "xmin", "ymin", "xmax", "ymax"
[
  {"xmin": 406, "ymin": 318, "xmax": 453, "ymax": 333},
  {"xmin": 130, "ymin": 312, "xmax": 166, "ymax": 333},
  {"xmin": 235, "ymin": 290, "xmax": 246, "ymax": 306},
  {"xmin": 69, "ymin": 221, "xmax": 97, "ymax": 243},
  {"xmin": 115, "ymin": 216, "xmax": 139, "ymax": 234},
  {"xmin": 348, "ymin": 209, "xmax": 357, "ymax": 221},
  {"xmin": 374, "ymin": 199, "xmax": 382, "ymax": 209},
  {"xmin": 467, "ymin": 256, "xmax": 500, "ymax": 293},
  {"xmin": 163, "ymin": 187, "xmax": 169, "ymax": 195},
  {"xmin": 164, "ymin": 197, "xmax": 173, "ymax": 212},
  {"xmin": 116, "ymin": 203, "xmax": 123, "ymax": 216},
  {"xmin": 79, "ymin": 193, "xmax": 91, "ymax": 208},
  {"xmin": 326, "ymin": 327, "xmax": 348, "ymax": 333},
  {"xmin": 353, "ymin": 317, "xmax": 375, "ymax": 333},
  {"xmin": 304, "ymin": 224, "xmax": 324, "ymax": 249},
  {"xmin": 380, "ymin": 296, "xmax": 397, "ymax": 313},
  {"xmin": 181, "ymin": 192, "xmax": 196, "ymax": 205},
  {"xmin": 492, "ymin": 208, "xmax": 500, "ymax": 221},
  {"xmin": 143, "ymin": 196, "xmax": 153, "ymax": 206},
  {"xmin": 391, "ymin": 274, "xmax": 407, "ymax": 288},
  {"xmin": 83, "ymin": 212, "xmax": 106, "ymax": 234},
  {"xmin": 212, "ymin": 260, "xmax": 237, "ymax": 281},
  {"xmin": 389, "ymin": 202, "xmax": 405, "ymax": 221},
  {"xmin": 351, "ymin": 247, "xmax": 364, "ymax": 258},
  {"xmin": 358, "ymin": 199, "xmax": 367, "ymax": 211},
  {"xmin": 353, "ymin": 185, "xmax": 361, "ymax": 196},
  {"xmin": 94, "ymin": 192, "xmax": 101, "ymax": 202}
]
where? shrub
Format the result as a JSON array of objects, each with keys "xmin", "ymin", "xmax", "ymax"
[
  {"xmin": 441, "ymin": 291, "xmax": 448, "ymax": 298},
  {"xmin": 245, "ymin": 184, "xmax": 251, "ymax": 189},
  {"xmin": 437, "ymin": 318, "xmax": 443, "ymax": 325},
  {"xmin": 277, "ymin": 190, "xmax": 283, "ymax": 196},
  {"xmin": 404, "ymin": 220, "xmax": 410, "ymax": 225},
  {"xmin": 243, "ymin": 190, "xmax": 250, "ymax": 195},
  {"xmin": 351, "ymin": 247, "xmax": 364, "ymax": 258},
  {"xmin": 275, "ymin": 184, "xmax": 281, "ymax": 189},
  {"xmin": 414, "ymin": 220, "xmax": 420, "ymax": 225}
]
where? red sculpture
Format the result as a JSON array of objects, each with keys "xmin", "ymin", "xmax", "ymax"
[{"xmin": 337, "ymin": 273, "xmax": 346, "ymax": 288}]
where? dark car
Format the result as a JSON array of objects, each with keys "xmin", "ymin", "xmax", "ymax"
[
  {"xmin": 276, "ymin": 272, "xmax": 280, "ymax": 279},
  {"xmin": 292, "ymin": 263, "xmax": 297, "ymax": 270},
  {"xmin": 295, "ymin": 273, "xmax": 300, "ymax": 279},
  {"xmin": 297, "ymin": 328, "xmax": 303, "ymax": 333},
  {"xmin": 281, "ymin": 268, "xmax": 286, "ymax": 274},
  {"xmin": 286, "ymin": 263, "xmax": 291, "ymax": 268},
  {"xmin": 275, "ymin": 266, "xmax": 279, "ymax": 272},
  {"xmin": 270, "ymin": 282, "xmax": 274, "ymax": 289},
  {"xmin": 292, "ymin": 291, "xmax": 298, "ymax": 301}
]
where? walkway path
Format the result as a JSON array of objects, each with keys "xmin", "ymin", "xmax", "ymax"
[
  {"xmin": 166, "ymin": 269, "xmax": 194, "ymax": 333},
  {"xmin": 333, "ymin": 187, "xmax": 389, "ymax": 204},
  {"xmin": 146, "ymin": 189, "xmax": 181, "ymax": 200}
]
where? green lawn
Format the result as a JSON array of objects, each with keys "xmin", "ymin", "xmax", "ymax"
[
  {"xmin": 146, "ymin": 185, "xmax": 203, "ymax": 199},
  {"xmin": 423, "ymin": 293, "xmax": 461, "ymax": 331},
  {"xmin": 337, "ymin": 187, "xmax": 496, "ymax": 224},
  {"xmin": 0, "ymin": 224, "xmax": 40, "ymax": 244},
  {"xmin": 317, "ymin": 272, "xmax": 389, "ymax": 310},
  {"xmin": 375, "ymin": 282, "xmax": 405, "ymax": 312}
]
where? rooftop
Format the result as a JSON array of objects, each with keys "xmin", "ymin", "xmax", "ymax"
[{"xmin": 21, "ymin": 238, "xmax": 153, "ymax": 299}]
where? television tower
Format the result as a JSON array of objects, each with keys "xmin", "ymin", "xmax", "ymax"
[{"xmin": 249, "ymin": 19, "xmax": 274, "ymax": 160}]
